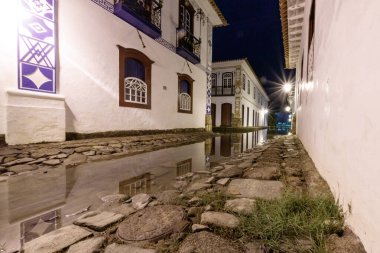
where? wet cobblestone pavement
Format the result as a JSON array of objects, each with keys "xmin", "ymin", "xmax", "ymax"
[{"xmin": 1, "ymin": 135, "xmax": 366, "ymax": 253}]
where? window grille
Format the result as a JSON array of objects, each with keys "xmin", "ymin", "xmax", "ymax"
[
  {"xmin": 125, "ymin": 77, "xmax": 148, "ymax": 104},
  {"xmin": 179, "ymin": 92, "xmax": 191, "ymax": 111}
]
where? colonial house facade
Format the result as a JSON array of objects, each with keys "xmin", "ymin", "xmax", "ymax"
[
  {"xmin": 280, "ymin": 0, "xmax": 380, "ymax": 252},
  {"xmin": 211, "ymin": 59, "xmax": 269, "ymax": 129},
  {"xmin": 0, "ymin": 0, "xmax": 227, "ymax": 145}
]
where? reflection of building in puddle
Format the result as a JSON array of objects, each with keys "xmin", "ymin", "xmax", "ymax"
[
  {"xmin": 20, "ymin": 209, "xmax": 61, "ymax": 247},
  {"xmin": 119, "ymin": 173, "xmax": 151, "ymax": 196},
  {"xmin": 221, "ymin": 135, "xmax": 232, "ymax": 157},
  {"xmin": 176, "ymin": 159, "xmax": 192, "ymax": 176}
]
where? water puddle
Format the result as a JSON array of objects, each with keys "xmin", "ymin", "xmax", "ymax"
[{"xmin": 0, "ymin": 130, "xmax": 267, "ymax": 252}]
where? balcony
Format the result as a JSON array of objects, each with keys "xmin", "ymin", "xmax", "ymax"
[
  {"xmin": 211, "ymin": 86, "xmax": 235, "ymax": 96},
  {"xmin": 176, "ymin": 28, "xmax": 201, "ymax": 64},
  {"xmin": 114, "ymin": 0, "xmax": 162, "ymax": 39}
]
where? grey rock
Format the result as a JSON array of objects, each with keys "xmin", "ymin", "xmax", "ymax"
[
  {"xmin": 188, "ymin": 197, "xmax": 202, "ymax": 206},
  {"xmin": 204, "ymin": 205, "xmax": 213, "ymax": 211},
  {"xmin": 55, "ymin": 153, "xmax": 69, "ymax": 159},
  {"xmin": 67, "ymin": 236, "xmax": 105, "ymax": 253},
  {"xmin": 0, "ymin": 156, "xmax": 4, "ymax": 163},
  {"xmin": 105, "ymin": 243, "xmax": 157, "ymax": 253},
  {"xmin": 23, "ymin": 225, "xmax": 92, "ymax": 253},
  {"xmin": 215, "ymin": 166, "xmax": 243, "ymax": 179},
  {"xmin": 109, "ymin": 143, "xmax": 123, "ymax": 148},
  {"xmin": 42, "ymin": 159, "xmax": 61, "ymax": 166},
  {"xmin": 8, "ymin": 164, "xmax": 35, "ymax": 173},
  {"xmin": 205, "ymin": 176, "xmax": 216, "ymax": 183},
  {"xmin": 238, "ymin": 161, "xmax": 252, "ymax": 169},
  {"xmin": 227, "ymin": 179, "xmax": 284, "ymax": 200},
  {"xmin": 216, "ymin": 178, "xmax": 230, "ymax": 186},
  {"xmin": 225, "ymin": 198, "xmax": 256, "ymax": 215},
  {"xmin": 3, "ymin": 156, "xmax": 16, "ymax": 163},
  {"xmin": 192, "ymin": 224, "xmax": 209, "ymax": 232},
  {"xmin": 185, "ymin": 182, "xmax": 212, "ymax": 193},
  {"xmin": 64, "ymin": 153, "xmax": 88, "ymax": 166},
  {"xmin": 188, "ymin": 207, "xmax": 203, "ymax": 217},
  {"xmin": 212, "ymin": 166, "xmax": 224, "ymax": 172},
  {"xmin": 2, "ymin": 157, "xmax": 35, "ymax": 167},
  {"xmin": 245, "ymin": 241, "xmax": 267, "ymax": 253},
  {"xmin": 201, "ymin": 211, "xmax": 240, "ymax": 228},
  {"xmin": 62, "ymin": 148, "xmax": 75, "ymax": 155},
  {"xmin": 131, "ymin": 193, "xmax": 151, "ymax": 210},
  {"xmin": 0, "ymin": 148, "xmax": 22, "ymax": 156},
  {"xmin": 27, "ymin": 157, "xmax": 47, "ymax": 164},
  {"xmin": 31, "ymin": 148, "xmax": 60, "ymax": 158},
  {"xmin": 154, "ymin": 190, "xmax": 180, "ymax": 204},
  {"xmin": 74, "ymin": 211, "xmax": 124, "ymax": 231},
  {"xmin": 244, "ymin": 166, "xmax": 281, "ymax": 180},
  {"xmin": 111, "ymin": 203, "xmax": 137, "ymax": 216},
  {"xmin": 83, "ymin": 150, "xmax": 96, "ymax": 156},
  {"xmin": 75, "ymin": 146, "xmax": 92, "ymax": 153},
  {"xmin": 101, "ymin": 194, "xmax": 129, "ymax": 203}
]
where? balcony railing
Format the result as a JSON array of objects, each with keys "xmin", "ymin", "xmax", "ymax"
[
  {"xmin": 176, "ymin": 28, "xmax": 201, "ymax": 64},
  {"xmin": 211, "ymin": 86, "xmax": 235, "ymax": 96},
  {"xmin": 114, "ymin": 0, "xmax": 162, "ymax": 39}
]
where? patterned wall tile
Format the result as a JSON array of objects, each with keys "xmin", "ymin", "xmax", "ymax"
[
  {"xmin": 91, "ymin": 0, "xmax": 114, "ymax": 13},
  {"xmin": 18, "ymin": 0, "xmax": 56, "ymax": 93}
]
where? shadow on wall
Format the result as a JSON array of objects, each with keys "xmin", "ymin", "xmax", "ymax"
[{"xmin": 65, "ymin": 103, "xmax": 76, "ymax": 134}]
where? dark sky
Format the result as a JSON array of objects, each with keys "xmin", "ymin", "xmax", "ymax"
[{"xmin": 213, "ymin": 0, "xmax": 294, "ymax": 111}]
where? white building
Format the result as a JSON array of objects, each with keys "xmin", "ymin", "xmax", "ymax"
[
  {"xmin": 0, "ymin": 0, "xmax": 227, "ymax": 145},
  {"xmin": 211, "ymin": 59, "xmax": 269, "ymax": 128},
  {"xmin": 280, "ymin": 0, "xmax": 380, "ymax": 252}
]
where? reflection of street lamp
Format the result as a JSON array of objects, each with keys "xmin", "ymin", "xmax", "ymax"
[
  {"xmin": 283, "ymin": 82, "xmax": 292, "ymax": 93},
  {"xmin": 285, "ymin": 106, "xmax": 291, "ymax": 112}
]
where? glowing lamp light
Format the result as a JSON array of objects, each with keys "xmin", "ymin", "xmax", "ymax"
[
  {"xmin": 285, "ymin": 106, "xmax": 291, "ymax": 112},
  {"xmin": 177, "ymin": 28, "xmax": 187, "ymax": 39},
  {"xmin": 261, "ymin": 109, "xmax": 269, "ymax": 114},
  {"xmin": 283, "ymin": 82, "xmax": 292, "ymax": 93}
]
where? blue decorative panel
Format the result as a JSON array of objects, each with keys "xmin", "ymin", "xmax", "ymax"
[
  {"xmin": 206, "ymin": 72, "xmax": 212, "ymax": 115},
  {"xmin": 91, "ymin": 0, "xmax": 114, "ymax": 13},
  {"xmin": 18, "ymin": 0, "xmax": 56, "ymax": 93}
]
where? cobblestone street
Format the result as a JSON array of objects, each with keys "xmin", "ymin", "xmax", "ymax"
[{"xmin": 1, "ymin": 135, "xmax": 365, "ymax": 253}]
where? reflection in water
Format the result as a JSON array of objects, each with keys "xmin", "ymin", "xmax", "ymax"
[{"xmin": 0, "ymin": 129, "xmax": 267, "ymax": 252}]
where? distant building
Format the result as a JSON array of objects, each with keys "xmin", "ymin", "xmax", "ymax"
[
  {"xmin": 0, "ymin": 0, "xmax": 227, "ymax": 144},
  {"xmin": 280, "ymin": 0, "xmax": 380, "ymax": 251},
  {"xmin": 211, "ymin": 59, "xmax": 269, "ymax": 128}
]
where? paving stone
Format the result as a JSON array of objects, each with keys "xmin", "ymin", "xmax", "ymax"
[
  {"xmin": 187, "ymin": 207, "xmax": 204, "ymax": 217},
  {"xmin": 42, "ymin": 159, "xmax": 61, "ymax": 166},
  {"xmin": 67, "ymin": 236, "xmax": 105, "ymax": 253},
  {"xmin": 201, "ymin": 211, "xmax": 240, "ymax": 228},
  {"xmin": 55, "ymin": 153, "xmax": 69, "ymax": 159},
  {"xmin": 188, "ymin": 197, "xmax": 202, "ymax": 206},
  {"xmin": 244, "ymin": 166, "xmax": 281, "ymax": 180},
  {"xmin": 3, "ymin": 156, "xmax": 17, "ymax": 163},
  {"xmin": 31, "ymin": 148, "xmax": 60, "ymax": 159},
  {"xmin": 245, "ymin": 241, "xmax": 267, "ymax": 253},
  {"xmin": 75, "ymin": 146, "xmax": 92, "ymax": 153},
  {"xmin": 205, "ymin": 176, "xmax": 216, "ymax": 183},
  {"xmin": 109, "ymin": 143, "xmax": 123, "ymax": 148},
  {"xmin": 131, "ymin": 193, "xmax": 151, "ymax": 210},
  {"xmin": 83, "ymin": 150, "xmax": 96, "ymax": 156},
  {"xmin": 23, "ymin": 225, "xmax": 92, "ymax": 253},
  {"xmin": 216, "ymin": 178, "xmax": 230, "ymax": 186},
  {"xmin": 64, "ymin": 153, "xmax": 88, "ymax": 166},
  {"xmin": 238, "ymin": 161, "xmax": 252, "ymax": 169},
  {"xmin": 0, "ymin": 156, "xmax": 4, "ymax": 163},
  {"xmin": 105, "ymin": 243, "xmax": 157, "ymax": 253},
  {"xmin": 0, "ymin": 148, "xmax": 22, "ymax": 156},
  {"xmin": 154, "ymin": 190, "xmax": 180, "ymax": 204},
  {"xmin": 215, "ymin": 166, "xmax": 243, "ymax": 179},
  {"xmin": 74, "ymin": 211, "xmax": 124, "ymax": 231},
  {"xmin": 192, "ymin": 224, "xmax": 209, "ymax": 232},
  {"xmin": 185, "ymin": 182, "xmax": 212, "ymax": 193},
  {"xmin": 2, "ymin": 157, "xmax": 35, "ymax": 167},
  {"xmin": 101, "ymin": 194, "xmax": 129, "ymax": 203},
  {"xmin": 7, "ymin": 164, "xmax": 36, "ymax": 173},
  {"xmin": 27, "ymin": 157, "xmax": 47, "ymax": 164},
  {"xmin": 225, "ymin": 198, "xmax": 256, "ymax": 215},
  {"xmin": 178, "ymin": 231, "xmax": 241, "ymax": 253},
  {"xmin": 110, "ymin": 203, "xmax": 137, "ymax": 216},
  {"xmin": 117, "ymin": 205, "xmax": 186, "ymax": 242},
  {"xmin": 227, "ymin": 179, "xmax": 284, "ymax": 200},
  {"xmin": 62, "ymin": 148, "xmax": 75, "ymax": 155}
]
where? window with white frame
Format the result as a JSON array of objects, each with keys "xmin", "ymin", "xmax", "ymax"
[
  {"xmin": 212, "ymin": 73, "xmax": 217, "ymax": 88},
  {"xmin": 118, "ymin": 46, "xmax": 153, "ymax": 109},
  {"xmin": 178, "ymin": 73, "xmax": 193, "ymax": 113},
  {"xmin": 242, "ymin": 74, "xmax": 246, "ymax": 90},
  {"xmin": 222, "ymin": 72, "xmax": 233, "ymax": 88}
]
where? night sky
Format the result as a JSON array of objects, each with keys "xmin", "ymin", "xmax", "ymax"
[{"xmin": 213, "ymin": 0, "xmax": 294, "ymax": 111}]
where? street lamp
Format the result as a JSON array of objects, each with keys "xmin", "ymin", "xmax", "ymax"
[
  {"xmin": 283, "ymin": 82, "xmax": 292, "ymax": 93},
  {"xmin": 285, "ymin": 106, "xmax": 291, "ymax": 112}
]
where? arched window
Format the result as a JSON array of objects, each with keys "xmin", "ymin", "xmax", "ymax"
[
  {"xmin": 118, "ymin": 46, "xmax": 154, "ymax": 109},
  {"xmin": 211, "ymin": 73, "xmax": 217, "ymax": 88},
  {"xmin": 178, "ymin": 73, "xmax": 194, "ymax": 113},
  {"xmin": 222, "ymin": 72, "xmax": 233, "ymax": 88}
]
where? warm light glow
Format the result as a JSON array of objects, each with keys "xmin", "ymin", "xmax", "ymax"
[
  {"xmin": 261, "ymin": 109, "xmax": 269, "ymax": 114},
  {"xmin": 283, "ymin": 82, "xmax": 292, "ymax": 93},
  {"xmin": 285, "ymin": 106, "xmax": 291, "ymax": 112}
]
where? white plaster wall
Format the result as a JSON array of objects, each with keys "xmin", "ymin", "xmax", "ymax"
[
  {"xmin": 295, "ymin": 1, "xmax": 380, "ymax": 252},
  {"xmin": 59, "ymin": 0, "xmax": 211, "ymax": 133},
  {"xmin": 0, "ymin": 0, "xmax": 18, "ymax": 135}
]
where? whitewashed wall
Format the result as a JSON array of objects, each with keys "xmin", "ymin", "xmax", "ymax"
[
  {"xmin": 0, "ymin": 0, "xmax": 220, "ymax": 143},
  {"xmin": 295, "ymin": 1, "xmax": 380, "ymax": 252}
]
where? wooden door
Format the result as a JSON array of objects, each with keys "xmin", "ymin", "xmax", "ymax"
[{"xmin": 221, "ymin": 103, "xmax": 232, "ymax": 126}]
